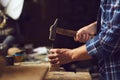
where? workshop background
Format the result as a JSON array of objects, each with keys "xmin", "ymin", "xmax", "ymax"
[
  {"xmin": 18, "ymin": 0, "xmax": 100, "ymax": 71},
  {"xmin": 18, "ymin": 0, "xmax": 100, "ymax": 48}
]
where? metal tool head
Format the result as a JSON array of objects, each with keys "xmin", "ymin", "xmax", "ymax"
[{"xmin": 49, "ymin": 18, "xmax": 58, "ymax": 41}]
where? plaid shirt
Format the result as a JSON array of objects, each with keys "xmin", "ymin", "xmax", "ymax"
[{"xmin": 86, "ymin": 0, "xmax": 120, "ymax": 80}]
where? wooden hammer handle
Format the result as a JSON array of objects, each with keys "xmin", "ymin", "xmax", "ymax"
[
  {"xmin": 56, "ymin": 27, "xmax": 95, "ymax": 38},
  {"xmin": 56, "ymin": 27, "xmax": 76, "ymax": 37}
]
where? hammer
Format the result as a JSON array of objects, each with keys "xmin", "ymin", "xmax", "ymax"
[
  {"xmin": 49, "ymin": 18, "xmax": 77, "ymax": 41},
  {"xmin": 49, "ymin": 18, "xmax": 95, "ymax": 41}
]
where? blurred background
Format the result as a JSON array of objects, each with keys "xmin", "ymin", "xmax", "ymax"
[{"xmin": 18, "ymin": 0, "xmax": 100, "ymax": 48}]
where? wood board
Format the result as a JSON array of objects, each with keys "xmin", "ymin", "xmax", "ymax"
[{"xmin": 0, "ymin": 63, "xmax": 49, "ymax": 80}]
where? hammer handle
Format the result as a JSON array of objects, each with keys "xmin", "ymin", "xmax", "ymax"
[
  {"xmin": 56, "ymin": 27, "xmax": 76, "ymax": 37},
  {"xmin": 56, "ymin": 27, "xmax": 95, "ymax": 38}
]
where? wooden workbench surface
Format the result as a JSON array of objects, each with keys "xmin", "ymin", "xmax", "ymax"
[
  {"xmin": 0, "ymin": 63, "xmax": 49, "ymax": 80},
  {"xmin": 0, "ymin": 62, "xmax": 92, "ymax": 80}
]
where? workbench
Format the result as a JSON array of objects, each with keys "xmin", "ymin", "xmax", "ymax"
[
  {"xmin": 0, "ymin": 62, "xmax": 92, "ymax": 80},
  {"xmin": 0, "ymin": 46, "xmax": 93, "ymax": 80}
]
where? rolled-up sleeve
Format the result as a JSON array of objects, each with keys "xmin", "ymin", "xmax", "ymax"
[
  {"xmin": 86, "ymin": 22, "xmax": 120, "ymax": 59},
  {"xmin": 86, "ymin": 0, "xmax": 120, "ymax": 59}
]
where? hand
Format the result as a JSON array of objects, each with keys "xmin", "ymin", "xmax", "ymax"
[
  {"xmin": 74, "ymin": 21, "xmax": 97, "ymax": 43},
  {"xmin": 48, "ymin": 45, "xmax": 92, "ymax": 65},
  {"xmin": 48, "ymin": 48, "xmax": 73, "ymax": 65}
]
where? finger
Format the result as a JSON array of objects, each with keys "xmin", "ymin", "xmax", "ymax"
[
  {"xmin": 79, "ymin": 34, "xmax": 86, "ymax": 42},
  {"xmin": 74, "ymin": 36, "xmax": 77, "ymax": 41},
  {"xmin": 50, "ymin": 49, "xmax": 63, "ymax": 54},
  {"xmin": 49, "ymin": 60, "xmax": 57, "ymax": 64},
  {"xmin": 84, "ymin": 34, "xmax": 90, "ymax": 42},
  {"xmin": 77, "ymin": 32, "xmax": 82, "ymax": 41},
  {"xmin": 83, "ymin": 34, "xmax": 93, "ymax": 42},
  {"xmin": 48, "ymin": 58, "xmax": 59, "ymax": 64},
  {"xmin": 80, "ymin": 34, "xmax": 85, "ymax": 43},
  {"xmin": 75, "ymin": 31, "xmax": 82, "ymax": 41},
  {"xmin": 48, "ymin": 53, "xmax": 58, "ymax": 59},
  {"xmin": 49, "ymin": 49, "xmax": 58, "ymax": 53},
  {"xmin": 80, "ymin": 33, "xmax": 91, "ymax": 43},
  {"xmin": 78, "ymin": 30, "xmax": 86, "ymax": 42}
]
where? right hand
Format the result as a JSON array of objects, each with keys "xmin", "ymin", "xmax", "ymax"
[{"xmin": 74, "ymin": 21, "xmax": 97, "ymax": 43}]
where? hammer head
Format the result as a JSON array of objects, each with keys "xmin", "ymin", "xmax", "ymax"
[{"xmin": 49, "ymin": 18, "xmax": 58, "ymax": 41}]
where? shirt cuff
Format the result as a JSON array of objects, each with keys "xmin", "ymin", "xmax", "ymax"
[{"xmin": 86, "ymin": 35, "xmax": 100, "ymax": 58}]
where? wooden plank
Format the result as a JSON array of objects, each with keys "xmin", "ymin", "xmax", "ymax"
[
  {"xmin": 0, "ymin": 64, "xmax": 49, "ymax": 80},
  {"xmin": 45, "ymin": 71, "xmax": 92, "ymax": 80}
]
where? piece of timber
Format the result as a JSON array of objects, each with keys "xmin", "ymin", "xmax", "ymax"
[
  {"xmin": 0, "ymin": 63, "xmax": 49, "ymax": 80},
  {"xmin": 45, "ymin": 71, "xmax": 92, "ymax": 80}
]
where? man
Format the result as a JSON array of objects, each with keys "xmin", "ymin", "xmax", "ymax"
[{"xmin": 48, "ymin": 0, "xmax": 120, "ymax": 80}]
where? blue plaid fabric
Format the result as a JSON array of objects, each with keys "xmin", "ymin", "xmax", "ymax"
[{"xmin": 86, "ymin": 0, "xmax": 120, "ymax": 80}]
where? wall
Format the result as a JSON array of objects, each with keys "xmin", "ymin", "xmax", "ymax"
[{"xmin": 18, "ymin": 0, "xmax": 100, "ymax": 48}]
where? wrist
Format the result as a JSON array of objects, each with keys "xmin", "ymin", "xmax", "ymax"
[
  {"xmin": 71, "ymin": 45, "xmax": 92, "ymax": 62},
  {"xmin": 70, "ymin": 48, "xmax": 81, "ymax": 62}
]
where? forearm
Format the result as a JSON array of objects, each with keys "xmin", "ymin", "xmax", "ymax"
[
  {"xmin": 86, "ymin": 21, "xmax": 97, "ymax": 35},
  {"xmin": 71, "ymin": 44, "xmax": 92, "ymax": 61},
  {"xmin": 90, "ymin": 21, "xmax": 97, "ymax": 27},
  {"xmin": 87, "ymin": 21, "xmax": 97, "ymax": 28}
]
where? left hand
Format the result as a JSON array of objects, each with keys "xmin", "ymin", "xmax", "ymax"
[{"xmin": 48, "ymin": 48, "xmax": 73, "ymax": 65}]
